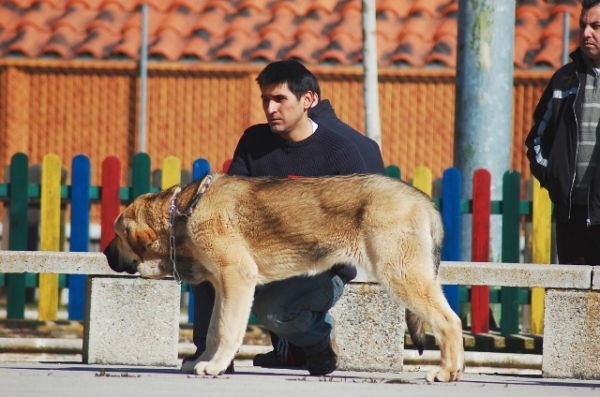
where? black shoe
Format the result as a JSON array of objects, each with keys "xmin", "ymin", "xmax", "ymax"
[
  {"xmin": 306, "ymin": 328, "xmax": 338, "ymax": 376},
  {"xmin": 181, "ymin": 349, "xmax": 234, "ymax": 374},
  {"xmin": 253, "ymin": 338, "xmax": 306, "ymax": 368}
]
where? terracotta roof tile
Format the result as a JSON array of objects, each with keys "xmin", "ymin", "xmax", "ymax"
[
  {"xmin": 160, "ymin": 5, "xmax": 199, "ymax": 36},
  {"xmin": 192, "ymin": 5, "xmax": 229, "ymax": 37},
  {"xmin": 410, "ymin": 0, "xmax": 450, "ymax": 18},
  {"xmin": 307, "ymin": 0, "xmax": 338, "ymax": 15},
  {"xmin": 295, "ymin": 7, "xmax": 330, "ymax": 37},
  {"xmin": 54, "ymin": 4, "xmax": 99, "ymax": 31},
  {"xmin": 0, "ymin": 0, "xmax": 585, "ymax": 69},
  {"xmin": 150, "ymin": 27, "xmax": 185, "ymax": 60},
  {"xmin": 66, "ymin": 0, "xmax": 105, "ymax": 9},
  {"xmin": 330, "ymin": 5, "xmax": 362, "ymax": 41},
  {"xmin": 42, "ymin": 25, "xmax": 87, "ymax": 57},
  {"xmin": 272, "ymin": 0, "xmax": 311, "ymax": 15},
  {"xmin": 171, "ymin": 0, "xmax": 211, "ymax": 13},
  {"xmin": 214, "ymin": 29, "xmax": 260, "ymax": 62},
  {"xmin": 261, "ymin": 5, "xmax": 296, "ymax": 39},
  {"xmin": 284, "ymin": 30, "xmax": 318, "ymax": 64},
  {"xmin": 533, "ymin": 35, "xmax": 565, "ymax": 69},
  {"xmin": 378, "ymin": 0, "xmax": 412, "ymax": 18},
  {"xmin": 250, "ymin": 31, "xmax": 294, "ymax": 63},
  {"xmin": 19, "ymin": 1, "xmax": 64, "ymax": 30},
  {"xmin": 0, "ymin": 3, "xmax": 22, "ymax": 32},
  {"xmin": 99, "ymin": 0, "xmax": 139, "ymax": 12},
  {"xmin": 390, "ymin": 32, "xmax": 433, "ymax": 67},
  {"xmin": 0, "ymin": 29, "xmax": 18, "ymax": 52},
  {"xmin": 8, "ymin": 25, "xmax": 53, "ymax": 57},
  {"xmin": 143, "ymin": 0, "xmax": 175, "ymax": 13},
  {"xmin": 88, "ymin": 3, "xmax": 130, "ymax": 33},
  {"xmin": 320, "ymin": 30, "xmax": 361, "ymax": 65},
  {"xmin": 74, "ymin": 27, "xmax": 121, "ymax": 58},
  {"xmin": 112, "ymin": 24, "xmax": 141, "ymax": 58}
]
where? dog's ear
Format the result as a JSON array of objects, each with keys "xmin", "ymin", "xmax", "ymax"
[
  {"xmin": 178, "ymin": 173, "xmax": 211, "ymax": 212},
  {"xmin": 127, "ymin": 226, "xmax": 158, "ymax": 261}
]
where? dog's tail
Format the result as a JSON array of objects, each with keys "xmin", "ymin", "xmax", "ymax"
[{"xmin": 406, "ymin": 309, "xmax": 426, "ymax": 355}]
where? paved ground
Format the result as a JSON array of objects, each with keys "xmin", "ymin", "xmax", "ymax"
[{"xmin": 1, "ymin": 358, "xmax": 599, "ymax": 397}]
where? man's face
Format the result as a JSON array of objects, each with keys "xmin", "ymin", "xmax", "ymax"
[
  {"xmin": 580, "ymin": 4, "xmax": 600, "ymax": 66},
  {"xmin": 261, "ymin": 83, "xmax": 313, "ymax": 140}
]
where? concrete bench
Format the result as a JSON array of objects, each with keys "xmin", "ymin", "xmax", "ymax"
[
  {"xmin": 1, "ymin": 251, "xmax": 599, "ymax": 379},
  {"xmin": 335, "ymin": 262, "xmax": 599, "ymax": 379},
  {"xmin": 0, "ymin": 251, "xmax": 181, "ymax": 367}
]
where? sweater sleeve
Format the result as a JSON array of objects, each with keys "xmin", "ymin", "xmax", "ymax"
[
  {"xmin": 525, "ymin": 76, "xmax": 556, "ymax": 187},
  {"xmin": 226, "ymin": 134, "xmax": 250, "ymax": 177}
]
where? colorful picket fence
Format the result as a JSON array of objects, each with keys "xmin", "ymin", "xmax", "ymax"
[{"xmin": 0, "ymin": 153, "xmax": 552, "ymax": 337}]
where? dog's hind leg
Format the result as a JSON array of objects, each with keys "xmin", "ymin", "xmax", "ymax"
[
  {"xmin": 193, "ymin": 251, "xmax": 258, "ymax": 376},
  {"xmin": 409, "ymin": 282, "xmax": 464, "ymax": 382},
  {"xmin": 374, "ymin": 248, "xmax": 464, "ymax": 382}
]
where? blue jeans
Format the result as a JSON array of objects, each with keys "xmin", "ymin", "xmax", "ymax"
[
  {"xmin": 252, "ymin": 270, "xmax": 345, "ymax": 354},
  {"xmin": 191, "ymin": 270, "xmax": 345, "ymax": 354}
]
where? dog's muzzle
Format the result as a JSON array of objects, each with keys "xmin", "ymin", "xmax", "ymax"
[{"xmin": 103, "ymin": 238, "xmax": 138, "ymax": 275}]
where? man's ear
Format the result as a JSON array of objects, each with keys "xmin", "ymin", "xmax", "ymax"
[
  {"xmin": 310, "ymin": 92, "xmax": 319, "ymax": 108},
  {"xmin": 303, "ymin": 91, "xmax": 317, "ymax": 110}
]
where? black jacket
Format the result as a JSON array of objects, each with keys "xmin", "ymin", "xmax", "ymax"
[
  {"xmin": 309, "ymin": 100, "xmax": 386, "ymax": 175},
  {"xmin": 525, "ymin": 48, "xmax": 600, "ymax": 224}
]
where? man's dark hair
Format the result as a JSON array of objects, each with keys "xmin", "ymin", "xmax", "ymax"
[
  {"xmin": 256, "ymin": 60, "xmax": 321, "ymax": 100},
  {"xmin": 582, "ymin": 0, "xmax": 600, "ymax": 10}
]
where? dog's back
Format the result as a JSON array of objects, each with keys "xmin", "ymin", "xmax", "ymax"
[{"xmin": 197, "ymin": 174, "xmax": 443, "ymax": 285}]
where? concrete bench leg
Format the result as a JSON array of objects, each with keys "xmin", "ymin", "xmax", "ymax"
[
  {"xmin": 542, "ymin": 289, "xmax": 600, "ymax": 379},
  {"xmin": 331, "ymin": 282, "xmax": 405, "ymax": 372},
  {"xmin": 83, "ymin": 276, "xmax": 181, "ymax": 367}
]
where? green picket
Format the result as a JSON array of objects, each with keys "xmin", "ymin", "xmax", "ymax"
[
  {"xmin": 385, "ymin": 165, "xmax": 401, "ymax": 180},
  {"xmin": 6, "ymin": 153, "xmax": 29, "ymax": 319},
  {"xmin": 500, "ymin": 171, "xmax": 522, "ymax": 335},
  {"xmin": 132, "ymin": 152, "xmax": 151, "ymax": 201}
]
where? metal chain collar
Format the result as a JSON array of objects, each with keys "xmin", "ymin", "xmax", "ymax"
[
  {"xmin": 168, "ymin": 176, "xmax": 213, "ymax": 284},
  {"xmin": 168, "ymin": 193, "xmax": 182, "ymax": 284}
]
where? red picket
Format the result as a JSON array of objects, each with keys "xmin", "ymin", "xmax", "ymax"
[
  {"xmin": 222, "ymin": 159, "xmax": 232, "ymax": 173},
  {"xmin": 100, "ymin": 156, "xmax": 122, "ymax": 252},
  {"xmin": 471, "ymin": 168, "xmax": 491, "ymax": 334}
]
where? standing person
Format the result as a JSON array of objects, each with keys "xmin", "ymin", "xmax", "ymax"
[
  {"xmin": 182, "ymin": 60, "xmax": 367, "ymax": 376},
  {"xmin": 525, "ymin": 0, "xmax": 600, "ymax": 265}
]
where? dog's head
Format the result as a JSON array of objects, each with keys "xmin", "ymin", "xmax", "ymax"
[
  {"xmin": 103, "ymin": 191, "xmax": 170, "ymax": 279},
  {"xmin": 104, "ymin": 177, "xmax": 213, "ymax": 280}
]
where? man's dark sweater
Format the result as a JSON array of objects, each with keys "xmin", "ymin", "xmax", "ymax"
[
  {"xmin": 228, "ymin": 123, "xmax": 367, "ymax": 178},
  {"xmin": 227, "ymin": 122, "xmax": 367, "ymax": 282},
  {"xmin": 309, "ymin": 99, "xmax": 386, "ymax": 175}
]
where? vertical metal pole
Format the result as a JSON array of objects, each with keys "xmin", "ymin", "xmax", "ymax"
[
  {"xmin": 454, "ymin": 0, "xmax": 515, "ymax": 261},
  {"xmin": 138, "ymin": 3, "xmax": 149, "ymax": 153},
  {"xmin": 362, "ymin": 0, "xmax": 381, "ymax": 146},
  {"xmin": 563, "ymin": 12, "xmax": 570, "ymax": 65}
]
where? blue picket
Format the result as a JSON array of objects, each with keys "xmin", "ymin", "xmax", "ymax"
[
  {"xmin": 68, "ymin": 154, "xmax": 91, "ymax": 320},
  {"xmin": 193, "ymin": 158, "xmax": 211, "ymax": 181},
  {"xmin": 440, "ymin": 167, "xmax": 461, "ymax": 314},
  {"xmin": 187, "ymin": 158, "xmax": 212, "ymax": 323}
]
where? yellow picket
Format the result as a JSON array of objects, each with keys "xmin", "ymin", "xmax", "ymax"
[
  {"xmin": 162, "ymin": 156, "xmax": 181, "ymax": 189},
  {"xmin": 531, "ymin": 178, "xmax": 552, "ymax": 335},
  {"xmin": 38, "ymin": 153, "xmax": 62, "ymax": 321},
  {"xmin": 413, "ymin": 165, "xmax": 432, "ymax": 197}
]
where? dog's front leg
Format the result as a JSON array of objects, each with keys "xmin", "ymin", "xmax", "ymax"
[{"xmin": 194, "ymin": 258, "xmax": 257, "ymax": 376}]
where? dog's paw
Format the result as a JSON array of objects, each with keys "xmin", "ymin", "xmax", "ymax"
[
  {"xmin": 425, "ymin": 367, "xmax": 463, "ymax": 382},
  {"xmin": 194, "ymin": 360, "xmax": 228, "ymax": 376}
]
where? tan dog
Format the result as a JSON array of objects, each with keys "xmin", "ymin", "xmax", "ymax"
[{"xmin": 104, "ymin": 173, "xmax": 464, "ymax": 382}]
